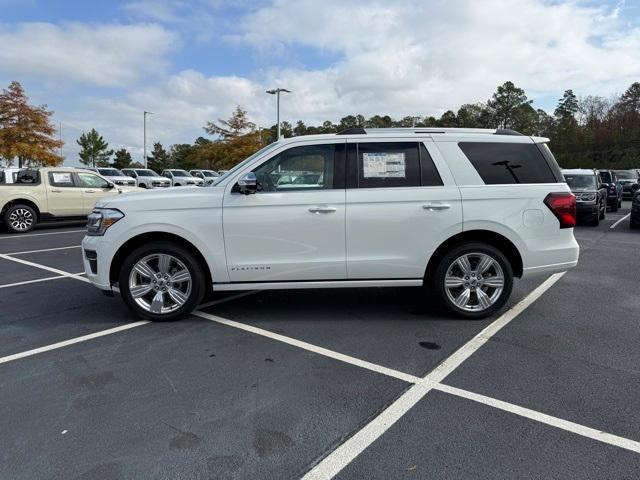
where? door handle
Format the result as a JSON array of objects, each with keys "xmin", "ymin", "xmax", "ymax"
[
  {"xmin": 308, "ymin": 206, "xmax": 337, "ymax": 214},
  {"xmin": 84, "ymin": 189, "xmax": 95, "ymax": 193},
  {"xmin": 50, "ymin": 189, "xmax": 63, "ymax": 193},
  {"xmin": 423, "ymin": 203, "xmax": 451, "ymax": 211}
]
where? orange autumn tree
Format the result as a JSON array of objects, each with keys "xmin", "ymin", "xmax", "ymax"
[{"xmin": 0, "ymin": 81, "xmax": 63, "ymax": 167}]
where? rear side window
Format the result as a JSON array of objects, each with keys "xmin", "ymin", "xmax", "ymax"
[
  {"xmin": 599, "ymin": 171, "xmax": 612, "ymax": 183},
  {"xmin": 459, "ymin": 142, "xmax": 558, "ymax": 184}
]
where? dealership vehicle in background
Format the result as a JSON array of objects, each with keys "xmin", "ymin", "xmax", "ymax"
[
  {"xmin": 161, "ymin": 169, "xmax": 204, "ymax": 187},
  {"xmin": 0, "ymin": 167, "xmax": 141, "ymax": 233},
  {"xmin": 85, "ymin": 167, "xmax": 136, "ymax": 187},
  {"xmin": 631, "ymin": 191, "xmax": 640, "ymax": 229},
  {"xmin": 598, "ymin": 169, "xmax": 623, "ymax": 211},
  {"xmin": 83, "ymin": 128, "xmax": 579, "ymax": 321},
  {"xmin": 563, "ymin": 169, "xmax": 607, "ymax": 226},
  {"xmin": 121, "ymin": 168, "xmax": 171, "ymax": 189},
  {"xmin": 614, "ymin": 170, "xmax": 640, "ymax": 199},
  {"xmin": 190, "ymin": 169, "xmax": 220, "ymax": 185}
]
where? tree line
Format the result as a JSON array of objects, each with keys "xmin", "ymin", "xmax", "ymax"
[{"xmin": 2, "ymin": 80, "xmax": 640, "ymax": 171}]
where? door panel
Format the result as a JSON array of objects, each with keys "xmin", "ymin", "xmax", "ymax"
[
  {"xmin": 45, "ymin": 171, "xmax": 84, "ymax": 216},
  {"xmin": 222, "ymin": 142, "xmax": 347, "ymax": 282},
  {"xmin": 76, "ymin": 172, "xmax": 119, "ymax": 214},
  {"xmin": 345, "ymin": 139, "xmax": 463, "ymax": 279}
]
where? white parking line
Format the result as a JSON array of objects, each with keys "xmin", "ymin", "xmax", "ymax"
[
  {"xmin": 433, "ymin": 383, "xmax": 640, "ymax": 454},
  {"xmin": 193, "ymin": 310, "xmax": 421, "ymax": 384},
  {"xmin": 610, "ymin": 213, "xmax": 630, "ymax": 229},
  {"xmin": 0, "ymin": 253, "xmax": 90, "ymax": 283},
  {"xmin": 6, "ymin": 245, "xmax": 81, "ymax": 256},
  {"xmin": 0, "ymin": 229, "xmax": 85, "ymax": 240},
  {"xmin": 303, "ymin": 272, "xmax": 567, "ymax": 479},
  {"xmin": 0, "ymin": 322, "xmax": 150, "ymax": 365}
]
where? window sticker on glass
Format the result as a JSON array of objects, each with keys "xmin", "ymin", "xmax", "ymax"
[
  {"xmin": 52, "ymin": 172, "xmax": 72, "ymax": 184},
  {"xmin": 362, "ymin": 152, "xmax": 406, "ymax": 178}
]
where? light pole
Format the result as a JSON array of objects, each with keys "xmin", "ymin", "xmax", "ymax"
[
  {"xmin": 266, "ymin": 88, "xmax": 291, "ymax": 140},
  {"xmin": 143, "ymin": 111, "xmax": 153, "ymax": 168}
]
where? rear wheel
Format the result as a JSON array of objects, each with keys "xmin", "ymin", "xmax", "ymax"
[
  {"xmin": 3, "ymin": 204, "xmax": 37, "ymax": 233},
  {"xmin": 119, "ymin": 242, "xmax": 205, "ymax": 321},
  {"xmin": 430, "ymin": 242, "xmax": 513, "ymax": 319},
  {"xmin": 610, "ymin": 199, "xmax": 618, "ymax": 212}
]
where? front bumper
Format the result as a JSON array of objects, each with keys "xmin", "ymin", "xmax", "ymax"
[
  {"xmin": 82, "ymin": 234, "xmax": 116, "ymax": 291},
  {"xmin": 576, "ymin": 202, "xmax": 599, "ymax": 220}
]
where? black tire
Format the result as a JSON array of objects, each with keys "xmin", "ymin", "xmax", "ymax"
[
  {"xmin": 119, "ymin": 241, "xmax": 206, "ymax": 321},
  {"xmin": 590, "ymin": 213, "xmax": 600, "ymax": 226},
  {"xmin": 610, "ymin": 200, "xmax": 618, "ymax": 212},
  {"xmin": 139, "ymin": 183, "xmax": 147, "ymax": 189},
  {"xmin": 430, "ymin": 242, "xmax": 514, "ymax": 320},
  {"xmin": 3, "ymin": 204, "xmax": 37, "ymax": 233},
  {"xmin": 174, "ymin": 183, "xmax": 181, "ymax": 187}
]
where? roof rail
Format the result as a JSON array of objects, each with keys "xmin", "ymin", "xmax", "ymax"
[
  {"xmin": 336, "ymin": 127, "xmax": 525, "ymax": 136},
  {"xmin": 495, "ymin": 129, "xmax": 524, "ymax": 136}
]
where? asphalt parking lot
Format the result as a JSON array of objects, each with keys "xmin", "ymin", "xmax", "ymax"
[{"xmin": 1, "ymin": 206, "xmax": 639, "ymax": 479}]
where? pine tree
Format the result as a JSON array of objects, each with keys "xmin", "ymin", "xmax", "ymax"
[
  {"xmin": 486, "ymin": 81, "xmax": 533, "ymax": 129},
  {"xmin": 147, "ymin": 142, "xmax": 171, "ymax": 172},
  {"xmin": 77, "ymin": 129, "xmax": 113, "ymax": 167},
  {"xmin": 112, "ymin": 148, "xmax": 133, "ymax": 169},
  {"xmin": 0, "ymin": 81, "xmax": 63, "ymax": 167},
  {"xmin": 554, "ymin": 90, "xmax": 579, "ymax": 121}
]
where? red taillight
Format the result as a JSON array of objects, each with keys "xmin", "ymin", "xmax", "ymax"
[{"xmin": 544, "ymin": 192, "xmax": 576, "ymax": 229}]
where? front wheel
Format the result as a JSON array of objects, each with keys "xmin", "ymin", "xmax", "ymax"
[
  {"xmin": 430, "ymin": 243, "xmax": 513, "ymax": 319},
  {"xmin": 4, "ymin": 204, "xmax": 37, "ymax": 233},
  {"xmin": 119, "ymin": 242, "xmax": 206, "ymax": 321}
]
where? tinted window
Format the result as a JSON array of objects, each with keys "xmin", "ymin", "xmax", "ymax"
[
  {"xmin": 357, "ymin": 142, "xmax": 420, "ymax": 188},
  {"xmin": 420, "ymin": 144, "xmax": 443, "ymax": 186},
  {"xmin": 459, "ymin": 142, "xmax": 557, "ymax": 184},
  {"xmin": 253, "ymin": 144, "xmax": 337, "ymax": 192},
  {"xmin": 599, "ymin": 171, "xmax": 612, "ymax": 183},
  {"xmin": 564, "ymin": 174, "xmax": 596, "ymax": 189},
  {"xmin": 615, "ymin": 170, "xmax": 638, "ymax": 179},
  {"xmin": 48, "ymin": 171, "xmax": 75, "ymax": 187}
]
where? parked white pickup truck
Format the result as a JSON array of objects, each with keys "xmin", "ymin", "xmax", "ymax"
[{"xmin": 0, "ymin": 167, "xmax": 141, "ymax": 233}]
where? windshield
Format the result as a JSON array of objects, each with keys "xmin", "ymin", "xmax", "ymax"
[
  {"xmin": 203, "ymin": 171, "xmax": 218, "ymax": 177},
  {"xmin": 135, "ymin": 169, "xmax": 159, "ymax": 177},
  {"xmin": 212, "ymin": 142, "xmax": 281, "ymax": 186},
  {"xmin": 615, "ymin": 170, "xmax": 637, "ymax": 179},
  {"xmin": 98, "ymin": 168, "xmax": 125, "ymax": 177},
  {"xmin": 171, "ymin": 170, "xmax": 191, "ymax": 177},
  {"xmin": 564, "ymin": 174, "xmax": 596, "ymax": 189}
]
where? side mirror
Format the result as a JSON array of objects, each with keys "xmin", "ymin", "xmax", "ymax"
[
  {"xmin": 600, "ymin": 182, "xmax": 609, "ymax": 189},
  {"xmin": 237, "ymin": 172, "xmax": 257, "ymax": 195},
  {"xmin": 107, "ymin": 182, "xmax": 115, "ymax": 189}
]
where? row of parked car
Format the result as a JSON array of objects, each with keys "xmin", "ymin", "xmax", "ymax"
[{"xmin": 561, "ymin": 168, "xmax": 640, "ymax": 227}]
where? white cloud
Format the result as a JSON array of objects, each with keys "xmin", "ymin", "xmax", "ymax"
[
  {"xmin": 0, "ymin": 22, "xmax": 178, "ymax": 87},
  {"xmin": 49, "ymin": 0, "xmax": 640, "ymax": 165}
]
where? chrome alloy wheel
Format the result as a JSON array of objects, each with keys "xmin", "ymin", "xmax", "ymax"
[
  {"xmin": 444, "ymin": 252, "xmax": 505, "ymax": 312},
  {"xmin": 128, "ymin": 254, "xmax": 192, "ymax": 314},
  {"xmin": 9, "ymin": 208, "xmax": 34, "ymax": 231}
]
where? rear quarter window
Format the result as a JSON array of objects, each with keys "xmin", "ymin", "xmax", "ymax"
[{"xmin": 459, "ymin": 142, "xmax": 559, "ymax": 185}]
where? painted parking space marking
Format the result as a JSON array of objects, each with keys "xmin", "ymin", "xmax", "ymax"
[
  {"xmin": 6, "ymin": 245, "xmax": 81, "ymax": 256},
  {"xmin": 303, "ymin": 272, "xmax": 567, "ymax": 479},
  {"xmin": 0, "ymin": 253, "xmax": 90, "ymax": 284},
  {"xmin": 0, "ymin": 272, "xmax": 83, "ymax": 289},
  {"xmin": 0, "ymin": 229, "xmax": 85, "ymax": 240},
  {"xmin": 610, "ymin": 213, "xmax": 631, "ymax": 229},
  {"xmin": 194, "ymin": 310, "xmax": 421, "ymax": 384}
]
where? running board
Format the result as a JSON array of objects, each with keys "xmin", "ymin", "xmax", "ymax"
[{"xmin": 212, "ymin": 279, "xmax": 423, "ymax": 291}]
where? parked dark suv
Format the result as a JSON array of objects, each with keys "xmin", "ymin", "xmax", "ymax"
[
  {"xmin": 599, "ymin": 170, "xmax": 623, "ymax": 212},
  {"xmin": 614, "ymin": 170, "xmax": 640, "ymax": 199},
  {"xmin": 631, "ymin": 191, "xmax": 640, "ymax": 229},
  {"xmin": 562, "ymin": 169, "xmax": 607, "ymax": 226}
]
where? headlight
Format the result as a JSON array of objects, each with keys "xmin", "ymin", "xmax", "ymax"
[
  {"xmin": 580, "ymin": 192, "xmax": 596, "ymax": 201},
  {"xmin": 87, "ymin": 208, "xmax": 124, "ymax": 236}
]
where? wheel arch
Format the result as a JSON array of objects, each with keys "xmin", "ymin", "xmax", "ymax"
[
  {"xmin": 1, "ymin": 198, "xmax": 41, "ymax": 221},
  {"xmin": 109, "ymin": 232, "xmax": 213, "ymax": 286},
  {"xmin": 424, "ymin": 230, "xmax": 523, "ymax": 280}
]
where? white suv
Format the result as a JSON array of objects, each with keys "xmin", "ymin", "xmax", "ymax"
[
  {"xmin": 121, "ymin": 168, "xmax": 171, "ymax": 189},
  {"xmin": 82, "ymin": 128, "xmax": 579, "ymax": 321}
]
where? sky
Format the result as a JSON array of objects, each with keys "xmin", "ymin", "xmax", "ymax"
[{"xmin": 1, "ymin": 0, "xmax": 639, "ymax": 165}]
